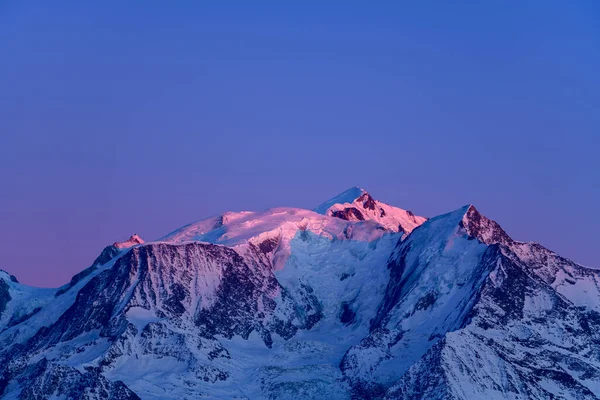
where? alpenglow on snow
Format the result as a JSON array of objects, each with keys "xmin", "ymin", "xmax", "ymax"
[{"xmin": 1, "ymin": 188, "xmax": 599, "ymax": 400}]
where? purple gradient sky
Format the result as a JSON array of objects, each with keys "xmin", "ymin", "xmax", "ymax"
[{"xmin": 1, "ymin": 1, "xmax": 599, "ymax": 287}]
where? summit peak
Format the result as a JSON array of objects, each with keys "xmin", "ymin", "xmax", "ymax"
[
  {"xmin": 459, "ymin": 205, "xmax": 512, "ymax": 246},
  {"xmin": 314, "ymin": 187, "xmax": 426, "ymax": 234},
  {"xmin": 113, "ymin": 234, "xmax": 145, "ymax": 249}
]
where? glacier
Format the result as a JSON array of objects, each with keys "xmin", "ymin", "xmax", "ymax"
[{"xmin": 0, "ymin": 188, "xmax": 598, "ymax": 400}]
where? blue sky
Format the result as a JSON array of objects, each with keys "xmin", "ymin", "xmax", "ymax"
[{"xmin": 1, "ymin": 1, "xmax": 599, "ymax": 286}]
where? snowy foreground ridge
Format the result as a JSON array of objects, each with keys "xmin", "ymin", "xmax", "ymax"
[{"xmin": 1, "ymin": 188, "xmax": 599, "ymax": 400}]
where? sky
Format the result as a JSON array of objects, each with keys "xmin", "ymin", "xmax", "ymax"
[{"xmin": 0, "ymin": 1, "xmax": 599, "ymax": 287}]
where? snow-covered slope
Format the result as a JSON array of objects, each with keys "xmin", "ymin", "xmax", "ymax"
[
  {"xmin": 315, "ymin": 187, "xmax": 426, "ymax": 235},
  {"xmin": 0, "ymin": 189, "xmax": 598, "ymax": 400},
  {"xmin": 0, "ymin": 270, "xmax": 55, "ymax": 334},
  {"xmin": 342, "ymin": 205, "xmax": 600, "ymax": 399},
  {"xmin": 160, "ymin": 206, "xmax": 393, "ymax": 271}
]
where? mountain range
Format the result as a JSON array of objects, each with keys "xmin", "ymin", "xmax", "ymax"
[{"xmin": 1, "ymin": 187, "xmax": 598, "ymax": 400}]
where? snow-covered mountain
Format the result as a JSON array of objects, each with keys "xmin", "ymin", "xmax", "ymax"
[
  {"xmin": 0, "ymin": 188, "xmax": 598, "ymax": 400},
  {"xmin": 314, "ymin": 187, "xmax": 426, "ymax": 235}
]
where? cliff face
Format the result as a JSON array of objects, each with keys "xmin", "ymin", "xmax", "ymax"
[{"xmin": 1, "ymin": 190, "xmax": 597, "ymax": 400}]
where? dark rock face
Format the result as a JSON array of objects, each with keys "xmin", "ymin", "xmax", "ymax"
[
  {"xmin": 42, "ymin": 243, "xmax": 304, "ymax": 349},
  {"xmin": 7, "ymin": 307, "xmax": 41, "ymax": 328},
  {"xmin": 1, "ymin": 203, "xmax": 598, "ymax": 400},
  {"xmin": 387, "ymin": 248, "xmax": 600, "ymax": 399},
  {"xmin": 357, "ymin": 192, "xmax": 377, "ymax": 211},
  {"xmin": 0, "ymin": 279, "xmax": 10, "ymax": 318},
  {"xmin": 340, "ymin": 301, "xmax": 356, "ymax": 325},
  {"xmin": 382, "ymin": 340, "xmax": 451, "ymax": 400},
  {"xmin": 332, "ymin": 207, "xmax": 365, "ymax": 221},
  {"xmin": 193, "ymin": 244, "xmax": 300, "ymax": 344},
  {"xmin": 93, "ymin": 245, "xmax": 122, "ymax": 266},
  {"xmin": 369, "ymin": 243, "xmax": 411, "ymax": 330},
  {"xmin": 1, "ymin": 240, "xmax": 329, "ymax": 398},
  {"xmin": 342, "ymin": 206, "xmax": 600, "ymax": 399},
  {"xmin": 259, "ymin": 237, "xmax": 280, "ymax": 254},
  {"xmin": 413, "ymin": 292, "xmax": 436, "ymax": 313},
  {"xmin": 0, "ymin": 270, "xmax": 18, "ymax": 283},
  {"xmin": 460, "ymin": 205, "xmax": 512, "ymax": 246},
  {"xmin": 17, "ymin": 359, "xmax": 140, "ymax": 400},
  {"xmin": 56, "ymin": 245, "xmax": 120, "ymax": 297}
]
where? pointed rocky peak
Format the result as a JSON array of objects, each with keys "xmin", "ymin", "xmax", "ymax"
[
  {"xmin": 409, "ymin": 204, "xmax": 513, "ymax": 251},
  {"xmin": 459, "ymin": 205, "xmax": 512, "ymax": 246},
  {"xmin": 315, "ymin": 187, "xmax": 426, "ymax": 234},
  {"xmin": 0, "ymin": 269, "xmax": 18, "ymax": 283},
  {"xmin": 356, "ymin": 191, "xmax": 377, "ymax": 211},
  {"xmin": 113, "ymin": 234, "xmax": 145, "ymax": 249}
]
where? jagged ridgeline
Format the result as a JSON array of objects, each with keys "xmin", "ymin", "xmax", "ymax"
[{"xmin": 1, "ymin": 188, "xmax": 599, "ymax": 400}]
